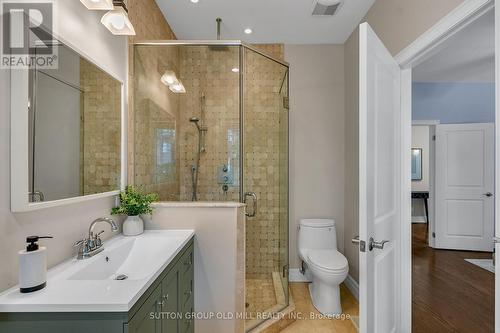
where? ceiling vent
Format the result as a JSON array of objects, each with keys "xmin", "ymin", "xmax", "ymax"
[{"xmin": 312, "ymin": 0, "xmax": 341, "ymax": 16}]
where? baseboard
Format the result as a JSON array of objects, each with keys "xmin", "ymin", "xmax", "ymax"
[
  {"xmin": 289, "ymin": 268, "xmax": 311, "ymax": 282},
  {"xmin": 412, "ymin": 216, "xmax": 426, "ymax": 223},
  {"xmin": 344, "ymin": 275, "xmax": 359, "ymax": 301}
]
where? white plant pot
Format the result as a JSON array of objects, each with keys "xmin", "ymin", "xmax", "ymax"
[{"xmin": 122, "ymin": 215, "xmax": 144, "ymax": 236}]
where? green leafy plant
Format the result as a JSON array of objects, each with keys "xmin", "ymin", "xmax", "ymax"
[{"xmin": 111, "ymin": 186, "xmax": 159, "ymax": 216}]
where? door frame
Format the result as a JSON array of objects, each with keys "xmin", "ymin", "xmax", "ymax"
[
  {"xmin": 395, "ymin": 0, "xmax": 496, "ymax": 331},
  {"xmin": 411, "ymin": 121, "xmax": 439, "ymax": 248}
]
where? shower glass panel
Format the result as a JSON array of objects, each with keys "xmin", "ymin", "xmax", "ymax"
[
  {"xmin": 133, "ymin": 42, "xmax": 289, "ymax": 331},
  {"xmin": 242, "ymin": 47, "xmax": 289, "ymax": 331},
  {"xmin": 133, "ymin": 45, "xmax": 240, "ymax": 202}
]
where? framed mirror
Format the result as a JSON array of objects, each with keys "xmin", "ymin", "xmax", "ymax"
[
  {"xmin": 411, "ymin": 148, "xmax": 423, "ymax": 181},
  {"xmin": 11, "ymin": 40, "xmax": 124, "ymax": 212}
]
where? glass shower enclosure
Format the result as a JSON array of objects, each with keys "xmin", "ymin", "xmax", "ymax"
[{"xmin": 132, "ymin": 41, "xmax": 289, "ymax": 331}]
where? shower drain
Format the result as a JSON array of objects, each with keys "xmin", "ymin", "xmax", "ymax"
[{"xmin": 115, "ymin": 274, "xmax": 128, "ymax": 281}]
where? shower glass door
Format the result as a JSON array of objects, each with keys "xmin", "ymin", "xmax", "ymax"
[{"xmin": 242, "ymin": 46, "xmax": 289, "ymax": 331}]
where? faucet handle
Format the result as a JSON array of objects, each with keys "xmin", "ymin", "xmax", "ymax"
[{"xmin": 74, "ymin": 239, "xmax": 86, "ymax": 247}]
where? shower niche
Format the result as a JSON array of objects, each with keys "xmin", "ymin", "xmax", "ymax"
[{"xmin": 132, "ymin": 42, "xmax": 289, "ymax": 331}]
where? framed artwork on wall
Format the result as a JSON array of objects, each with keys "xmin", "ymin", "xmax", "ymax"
[{"xmin": 411, "ymin": 148, "xmax": 423, "ymax": 181}]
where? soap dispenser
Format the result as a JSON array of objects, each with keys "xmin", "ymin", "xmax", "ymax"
[{"xmin": 19, "ymin": 236, "xmax": 53, "ymax": 293}]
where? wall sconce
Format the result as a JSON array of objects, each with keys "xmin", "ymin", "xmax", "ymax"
[
  {"xmin": 80, "ymin": 0, "xmax": 113, "ymax": 10},
  {"xmin": 161, "ymin": 70, "xmax": 186, "ymax": 94},
  {"xmin": 101, "ymin": 0, "xmax": 136, "ymax": 35}
]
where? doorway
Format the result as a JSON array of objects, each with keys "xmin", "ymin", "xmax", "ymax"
[{"xmin": 409, "ymin": 6, "xmax": 495, "ymax": 333}]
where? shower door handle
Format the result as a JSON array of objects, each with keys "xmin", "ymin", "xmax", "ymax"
[{"xmin": 244, "ymin": 192, "xmax": 257, "ymax": 217}]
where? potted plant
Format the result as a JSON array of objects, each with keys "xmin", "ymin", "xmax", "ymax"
[{"xmin": 112, "ymin": 186, "xmax": 159, "ymax": 236}]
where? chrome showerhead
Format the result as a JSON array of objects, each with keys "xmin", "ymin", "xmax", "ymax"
[{"xmin": 190, "ymin": 117, "xmax": 202, "ymax": 131}]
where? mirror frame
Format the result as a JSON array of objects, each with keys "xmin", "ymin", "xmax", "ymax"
[{"xmin": 10, "ymin": 38, "xmax": 126, "ymax": 212}]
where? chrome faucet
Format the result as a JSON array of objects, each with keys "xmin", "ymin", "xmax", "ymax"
[{"xmin": 74, "ymin": 217, "xmax": 118, "ymax": 260}]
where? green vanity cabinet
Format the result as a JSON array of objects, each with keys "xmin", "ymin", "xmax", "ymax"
[
  {"xmin": 128, "ymin": 284, "xmax": 163, "ymax": 333},
  {"xmin": 0, "ymin": 237, "xmax": 194, "ymax": 333}
]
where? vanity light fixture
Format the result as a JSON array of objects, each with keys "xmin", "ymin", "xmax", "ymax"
[
  {"xmin": 161, "ymin": 70, "xmax": 178, "ymax": 86},
  {"xmin": 160, "ymin": 70, "xmax": 186, "ymax": 93},
  {"xmin": 244, "ymin": 28, "xmax": 253, "ymax": 34},
  {"xmin": 101, "ymin": 0, "xmax": 136, "ymax": 35},
  {"xmin": 169, "ymin": 81, "xmax": 186, "ymax": 94},
  {"xmin": 80, "ymin": 0, "xmax": 114, "ymax": 10},
  {"xmin": 190, "ymin": 0, "xmax": 200, "ymax": 3}
]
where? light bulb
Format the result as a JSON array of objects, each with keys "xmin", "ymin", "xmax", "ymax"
[
  {"xmin": 244, "ymin": 28, "xmax": 253, "ymax": 34},
  {"xmin": 101, "ymin": 6, "xmax": 136, "ymax": 35}
]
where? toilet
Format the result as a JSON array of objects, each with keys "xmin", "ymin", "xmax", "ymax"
[{"xmin": 298, "ymin": 218, "xmax": 348, "ymax": 315}]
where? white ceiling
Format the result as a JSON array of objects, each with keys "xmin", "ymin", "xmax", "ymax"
[
  {"xmin": 413, "ymin": 9, "xmax": 494, "ymax": 83},
  {"xmin": 154, "ymin": 0, "xmax": 375, "ymax": 44}
]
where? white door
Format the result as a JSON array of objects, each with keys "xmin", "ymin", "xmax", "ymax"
[
  {"xmin": 435, "ymin": 123, "xmax": 495, "ymax": 252},
  {"xmin": 359, "ymin": 23, "xmax": 401, "ymax": 333}
]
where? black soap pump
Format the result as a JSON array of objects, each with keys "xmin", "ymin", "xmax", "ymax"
[{"xmin": 19, "ymin": 236, "xmax": 53, "ymax": 293}]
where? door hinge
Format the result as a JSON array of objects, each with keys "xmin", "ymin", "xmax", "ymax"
[
  {"xmin": 432, "ymin": 232, "xmax": 436, "ymax": 238},
  {"xmin": 283, "ymin": 97, "xmax": 289, "ymax": 110},
  {"xmin": 282, "ymin": 264, "xmax": 289, "ymax": 278},
  {"xmin": 432, "ymin": 135, "xmax": 436, "ymax": 141}
]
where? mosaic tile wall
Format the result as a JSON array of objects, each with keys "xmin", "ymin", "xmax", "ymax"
[
  {"xmin": 177, "ymin": 46, "xmax": 241, "ymax": 202},
  {"xmin": 80, "ymin": 58, "xmax": 121, "ymax": 195}
]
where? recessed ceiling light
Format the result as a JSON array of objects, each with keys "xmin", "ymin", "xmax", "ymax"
[
  {"xmin": 244, "ymin": 28, "xmax": 253, "ymax": 34},
  {"xmin": 190, "ymin": 0, "xmax": 199, "ymax": 3},
  {"xmin": 231, "ymin": 67, "xmax": 239, "ymax": 73}
]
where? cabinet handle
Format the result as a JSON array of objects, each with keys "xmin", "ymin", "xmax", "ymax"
[
  {"xmin": 163, "ymin": 294, "xmax": 169, "ymax": 301},
  {"xmin": 157, "ymin": 300, "xmax": 164, "ymax": 307},
  {"xmin": 184, "ymin": 258, "xmax": 192, "ymax": 266},
  {"xmin": 184, "ymin": 290, "xmax": 192, "ymax": 296}
]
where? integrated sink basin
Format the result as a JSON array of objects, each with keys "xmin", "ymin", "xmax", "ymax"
[
  {"xmin": 69, "ymin": 234, "xmax": 186, "ymax": 281},
  {"xmin": 0, "ymin": 230, "xmax": 195, "ymax": 312}
]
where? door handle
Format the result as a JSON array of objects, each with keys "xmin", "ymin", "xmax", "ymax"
[
  {"xmin": 493, "ymin": 237, "xmax": 500, "ymax": 243},
  {"xmin": 484, "ymin": 192, "xmax": 493, "ymax": 197},
  {"xmin": 244, "ymin": 192, "xmax": 257, "ymax": 217},
  {"xmin": 369, "ymin": 237, "xmax": 389, "ymax": 251}
]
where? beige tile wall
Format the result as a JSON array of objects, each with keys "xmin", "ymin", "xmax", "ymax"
[{"xmin": 80, "ymin": 58, "xmax": 121, "ymax": 195}]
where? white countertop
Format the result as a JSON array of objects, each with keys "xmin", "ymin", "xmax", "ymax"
[
  {"xmin": 0, "ymin": 230, "xmax": 194, "ymax": 313},
  {"xmin": 152, "ymin": 201, "xmax": 245, "ymax": 208}
]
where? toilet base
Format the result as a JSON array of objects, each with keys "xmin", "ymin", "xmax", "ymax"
[{"xmin": 308, "ymin": 281, "xmax": 342, "ymax": 316}]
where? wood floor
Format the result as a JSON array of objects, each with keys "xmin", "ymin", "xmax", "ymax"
[{"xmin": 412, "ymin": 223, "xmax": 495, "ymax": 333}]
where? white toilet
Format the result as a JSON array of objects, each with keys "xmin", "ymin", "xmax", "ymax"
[{"xmin": 298, "ymin": 218, "xmax": 348, "ymax": 315}]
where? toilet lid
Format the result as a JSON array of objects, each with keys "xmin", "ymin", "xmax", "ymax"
[{"xmin": 308, "ymin": 250, "xmax": 348, "ymax": 272}]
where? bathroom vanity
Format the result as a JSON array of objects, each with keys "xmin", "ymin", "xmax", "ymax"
[{"xmin": 0, "ymin": 230, "xmax": 194, "ymax": 333}]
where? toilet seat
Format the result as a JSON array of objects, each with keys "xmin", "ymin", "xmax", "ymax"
[{"xmin": 307, "ymin": 249, "xmax": 348, "ymax": 273}]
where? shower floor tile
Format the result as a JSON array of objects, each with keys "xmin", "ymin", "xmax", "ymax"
[{"xmin": 245, "ymin": 277, "xmax": 278, "ymax": 323}]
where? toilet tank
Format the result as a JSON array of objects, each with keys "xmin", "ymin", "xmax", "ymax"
[{"xmin": 298, "ymin": 219, "xmax": 337, "ymax": 259}]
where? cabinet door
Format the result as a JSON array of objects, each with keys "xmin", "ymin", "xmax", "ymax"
[
  {"xmin": 161, "ymin": 267, "xmax": 179, "ymax": 333},
  {"xmin": 128, "ymin": 284, "xmax": 162, "ymax": 333}
]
